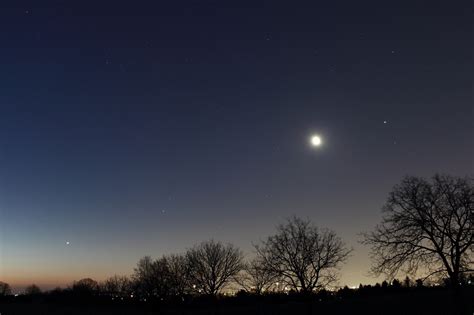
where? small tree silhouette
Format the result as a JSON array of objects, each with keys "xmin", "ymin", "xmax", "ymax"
[
  {"xmin": 235, "ymin": 257, "xmax": 278, "ymax": 294},
  {"xmin": 100, "ymin": 275, "xmax": 132, "ymax": 297},
  {"xmin": 25, "ymin": 284, "xmax": 42, "ymax": 295},
  {"xmin": 391, "ymin": 279, "xmax": 401, "ymax": 288},
  {"xmin": 0, "ymin": 281, "xmax": 12, "ymax": 296},
  {"xmin": 403, "ymin": 276, "xmax": 412, "ymax": 288},
  {"xmin": 72, "ymin": 278, "xmax": 99, "ymax": 296}
]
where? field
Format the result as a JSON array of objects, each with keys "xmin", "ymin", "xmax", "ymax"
[{"xmin": 1, "ymin": 288, "xmax": 472, "ymax": 315}]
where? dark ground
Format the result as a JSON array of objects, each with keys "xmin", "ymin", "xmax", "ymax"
[{"xmin": 1, "ymin": 288, "xmax": 472, "ymax": 315}]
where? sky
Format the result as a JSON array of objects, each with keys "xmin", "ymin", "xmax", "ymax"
[{"xmin": 0, "ymin": 1, "xmax": 473, "ymax": 291}]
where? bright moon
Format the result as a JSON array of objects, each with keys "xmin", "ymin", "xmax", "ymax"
[{"xmin": 311, "ymin": 135, "xmax": 322, "ymax": 147}]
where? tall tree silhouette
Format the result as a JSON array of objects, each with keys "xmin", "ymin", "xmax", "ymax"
[
  {"xmin": 255, "ymin": 216, "xmax": 351, "ymax": 293},
  {"xmin": 186, "ymin": 240, "xmax": 244, "ymax": 295},
  {"xmin": 363, "ymin": 175, "xmax": 473, "ymax": 288}
]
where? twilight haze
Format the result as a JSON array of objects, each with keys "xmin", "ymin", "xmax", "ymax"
[{"xmin": 0, "ymin": 1, "xmax": 472, "ymax": 290}]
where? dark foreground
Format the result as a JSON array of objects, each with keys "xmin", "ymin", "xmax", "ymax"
[{"xmin": 1, "ymin": 288, "xmax": 473, "ymax": 315}]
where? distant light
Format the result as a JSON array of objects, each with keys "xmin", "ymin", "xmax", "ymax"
[
  {"xmin": 310, "ymin": 135, "xmax": 322, "ymax": 147},
  {"xmin": 66, "ymin": 241, "xmax": 70, "ymax": 245},
  {"xmin": 383, "ymin": 120, "xmax": 387, "ymax": 124}
]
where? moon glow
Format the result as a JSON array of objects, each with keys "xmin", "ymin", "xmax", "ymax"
[{"xmin": 311, "ymin": 135, "xmax": 322, "ymax": 147}]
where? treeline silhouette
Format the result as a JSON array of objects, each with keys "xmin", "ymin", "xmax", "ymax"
[
  {"xmin": 0, "ymin": 174, "xmax": 472, "ymax": 314},
  {"xmin": 1, "ymin": 277, "xmax": 473, "ymax": 315},
  {"xmin": 1, "ymin": 216, "xmax": 352, "ymax": 300}
]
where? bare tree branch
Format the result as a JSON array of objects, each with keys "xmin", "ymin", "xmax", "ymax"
[
  {"xmin": 186, "ymin": 240, "xmax": 244, "ymax": 295},
  {"xmin": 255, "ymin": 216, "xmax": 351, "ymax": 293},
  {"xmin": 362, "ymin": 174, "xmax": 474, "ymax": 288}
]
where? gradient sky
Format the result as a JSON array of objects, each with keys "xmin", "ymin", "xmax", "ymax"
[{"xmin": 1, "ymin": 1, "xmax": 473, "ymax": 290}]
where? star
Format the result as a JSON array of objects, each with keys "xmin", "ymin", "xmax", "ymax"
[{"xmin": 383, "ymin": 120, "xmax": 387, "ymax": 124}]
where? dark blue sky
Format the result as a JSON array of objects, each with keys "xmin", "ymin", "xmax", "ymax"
[{"xmin": 1, "ymin": 1, "xmax": 472, "ymax": 289}]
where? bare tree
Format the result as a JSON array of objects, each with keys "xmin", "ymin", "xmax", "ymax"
[
  {"xmin": 72, "ymin": 278, "xmax": 99, "ymax": 295},
  {"xmin": 133, "ymin": 256, "xmax": 173, "ymax": 299},
  {"xmin": 255, "ymin": 217, "xmax": 351, "ymax": 293},
  {"xmin": 363, "ymin": 175, "xmax": 473, "ymax": 288},
  {"xmin": 166, "ymin": 254, "xmax": 191, "ymax": 296},
  {"xmin": 100, "ymin": 275, "xmax": 132, "ymax": 297},
  {"xmin": 24, "ymin": 284, "xmax": 42, "ymax": 295},
  {"xmin": 133, "ymin": 256, "xmax": 155, "ymax": 298},
  {"xmin": 235, "ymin": 257, "xmax": 278, "ymax": 294},
  {"xmin": 186, "ymin": 240, "xmax": 244, "ymax": 295}
]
